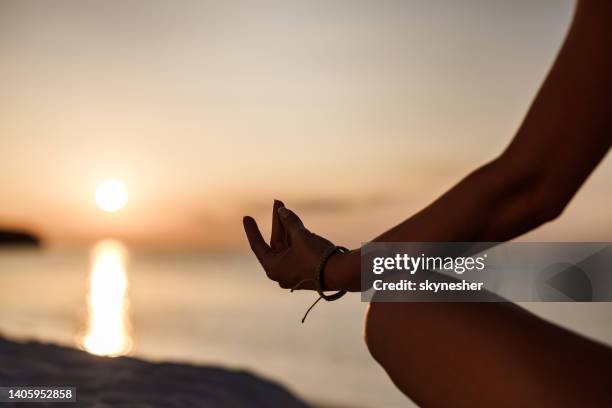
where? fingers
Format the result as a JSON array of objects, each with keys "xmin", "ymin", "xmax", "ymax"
[
  {"xmin": 243, "ymin": 216, "xmax": 271, "ymax": 264},
  {"xmin": 270, "ymin": 199, "xmax": 286, "ymax": 250},
  {"xmin": 278, "ymin": 206, "xmax": 305, "ymax": 237}
]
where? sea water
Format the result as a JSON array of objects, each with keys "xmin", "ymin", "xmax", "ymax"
[
  {"xmin": 3, "ymin": 244, "xmax": 612, "ymax": 407},
  {"xmin": 0, "ymin": 243, "xmax": 411, "ymax": 408}
]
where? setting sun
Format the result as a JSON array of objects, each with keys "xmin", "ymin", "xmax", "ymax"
[{"xmin": 95, "ymin": 179, "xmax": 128, "ymax": 212}]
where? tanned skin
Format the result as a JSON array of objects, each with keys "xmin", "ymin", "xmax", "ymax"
[{"xmin": 243, "ymin": 1, "xmax": 612, "ymax": 406}]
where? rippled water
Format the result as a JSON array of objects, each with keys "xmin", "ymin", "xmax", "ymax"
[{"xmin": 81, "ymin": 240, "xmax": 132, "ymax": 357}]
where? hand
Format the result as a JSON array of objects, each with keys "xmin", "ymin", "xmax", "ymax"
[{"xmin": 243, "ymin": 200, "xmax": 354, "ymax": 291}]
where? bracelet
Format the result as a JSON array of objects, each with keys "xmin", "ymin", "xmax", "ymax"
[{"xmin": 315, "ymin": 246, "xmax": 349, "ymax": 301}]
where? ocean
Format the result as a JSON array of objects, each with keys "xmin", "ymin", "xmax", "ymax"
[
  {"xmin": 0, "ymin": 242, "xmax": 411, "ymax": 407},
  {"xmin": 3, "ymin": 242, "xmax": 612, "ymax": 407}
]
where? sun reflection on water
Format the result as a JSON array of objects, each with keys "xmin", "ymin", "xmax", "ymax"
[{"xmin": 81, "ymin": 240, "xmax": 132, "ymax": 357}]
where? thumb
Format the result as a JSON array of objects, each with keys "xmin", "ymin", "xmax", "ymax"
[{"xmin": 277, "ymin": 206, "xmax": 305, "ymax": 236}]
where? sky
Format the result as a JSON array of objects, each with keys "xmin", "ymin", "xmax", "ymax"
[{"xmin": 1, "ymin": 0, "xmax": 609, "ymax": 249}]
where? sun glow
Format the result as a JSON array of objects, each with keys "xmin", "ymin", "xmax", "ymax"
[
  {"xmin": 95, "ymin": 179, "xmax": 128, "ymax": 212},
  {"xmin": 81, "ymin": 240, "xmax": 132, "ymax": 357}
]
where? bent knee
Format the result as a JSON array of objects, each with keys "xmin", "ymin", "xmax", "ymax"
[
  {"xmin": 365, "ymin": 302, "xmax": 416, "ymax": 362},
  {"xmin": 364, "ymin": 302, "xmax": 394, "ymax": 362}
]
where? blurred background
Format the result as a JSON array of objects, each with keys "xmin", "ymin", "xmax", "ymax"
[{"xmin": 1, "ymin": 1, "xmax": 611, "ymax": 407}]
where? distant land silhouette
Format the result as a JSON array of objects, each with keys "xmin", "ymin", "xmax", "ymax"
[{"xmin": 0, "ymin": 229, "xmax": 41, "ymax": 247}]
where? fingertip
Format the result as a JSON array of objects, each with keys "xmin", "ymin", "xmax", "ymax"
[
  {"xmin": 243, "ymin": 216, "xmax": 270, "ymax": 254},
  {"xmin": 243, "ymin": 216, "xmax": 255, "ymax": 227}
]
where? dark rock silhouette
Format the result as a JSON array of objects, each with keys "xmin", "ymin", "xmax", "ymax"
[
  {"xmin": 0, "ymin": 229, "xmax": 41, "ymax": 247},
  {"xmin": 0, "ymin": 337, "xmax": 311, "ymax": 407}
]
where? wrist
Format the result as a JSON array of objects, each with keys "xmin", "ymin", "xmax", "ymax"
[{"xmin": 324, "ymin": 248, "xmax": 361, "ymax": 292}]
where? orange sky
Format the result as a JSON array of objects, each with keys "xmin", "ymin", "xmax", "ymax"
[{"xmin": 1, "ymin": 0, "xmax": 610, "ymax": 249}]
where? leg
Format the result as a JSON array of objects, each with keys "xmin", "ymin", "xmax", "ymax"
[{"xmin": 363, "ymin": 301, "xmax": 612, "ymax": 407}]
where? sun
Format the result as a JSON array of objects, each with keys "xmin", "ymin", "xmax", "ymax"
[{"xmin": 95, "ymin": 179, "xmax": 128, "ymax": 212}]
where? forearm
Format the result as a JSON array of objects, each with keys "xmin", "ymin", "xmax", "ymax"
[
  {"xmin": 331, "ymin": 0, "xmax": 612, "ymax": 292},
  {"xmin": 329, "ymin": 156, "xmax": 551, "ymax": 291},
  {"xmin": 374, "ymin": 157, "xmax": 548, "ymax": 243}
]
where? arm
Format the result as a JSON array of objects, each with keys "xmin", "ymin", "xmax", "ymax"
[
  {"xmin": 335, "ymin": 0, "xmax": 612, "ymax": 290},
  {"xmin": 243, "ymin": 0, "xmax": 612, "ymax": 406}
]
